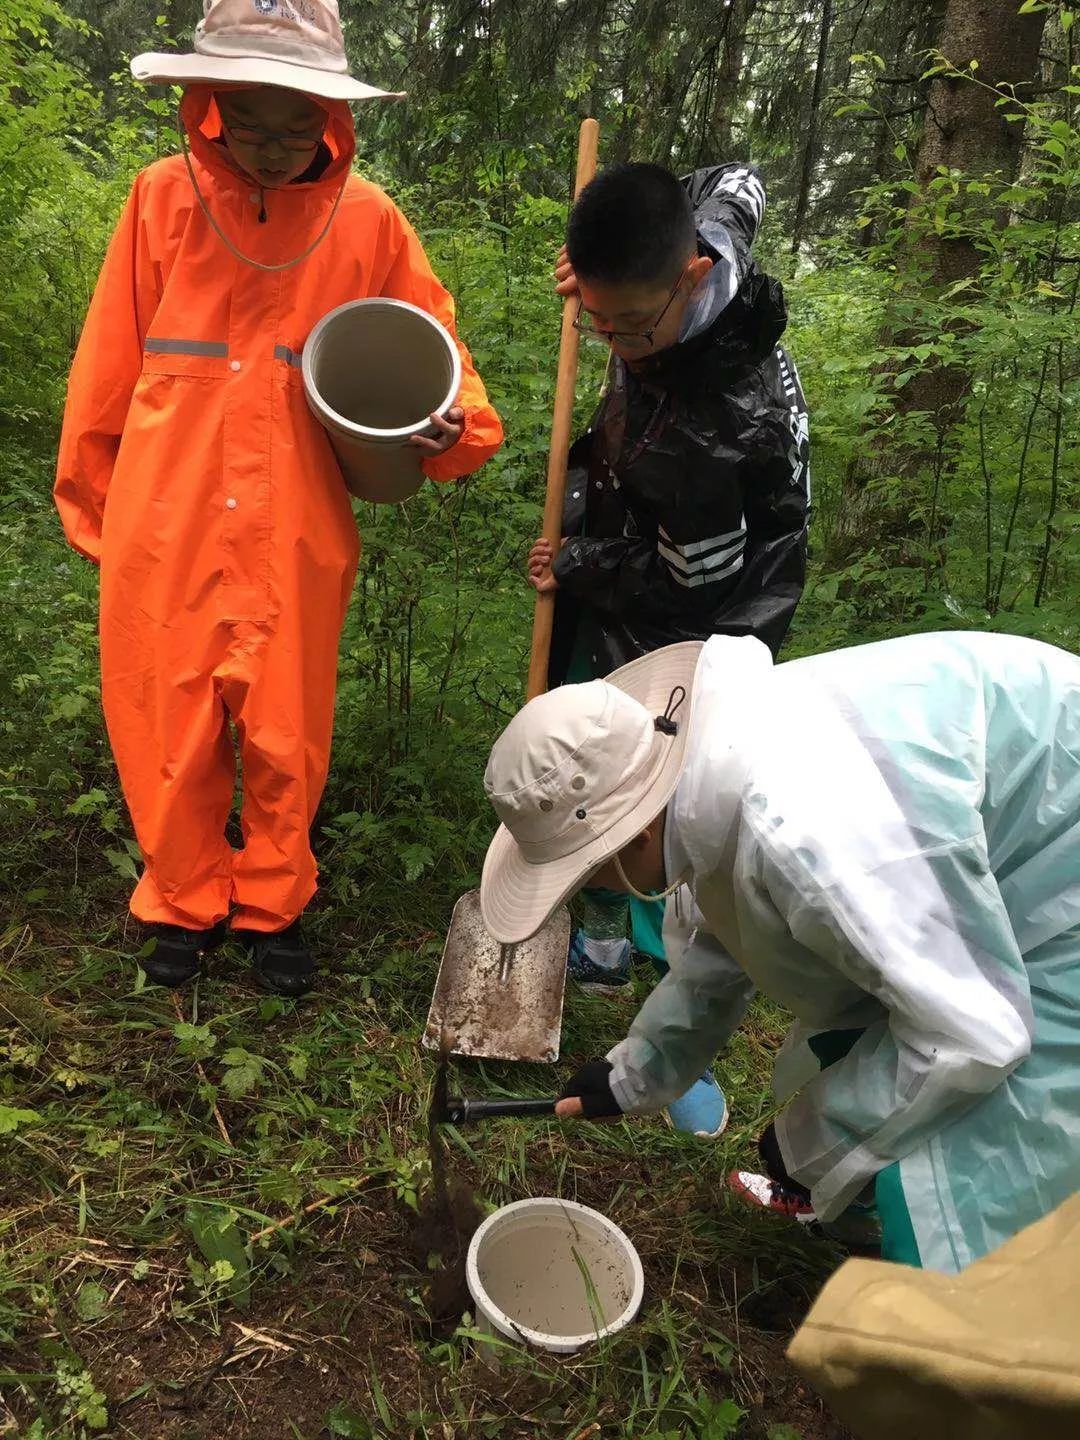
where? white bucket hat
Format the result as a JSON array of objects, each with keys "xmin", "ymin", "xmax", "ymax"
[
  {"xmin": 480, "ymin": 642, "xmax": 705, "ymax": 945},
  {"xmin": 131, "ymin": 0, "xmax": 405, "ymax": 102}
]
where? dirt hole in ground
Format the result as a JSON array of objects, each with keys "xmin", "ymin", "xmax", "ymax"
[{"xmin": 411, "ymin": 1122, "xmax": 484, "ymax": 1332}]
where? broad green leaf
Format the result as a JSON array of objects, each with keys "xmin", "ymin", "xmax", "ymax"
[
  {"xmin": 397, "ymin": 842, "xmax": 434, "ymax": 883},
  {"xmin": 324, "ymin": 1403, "xmax": 375, "ymax": 1439},
  {"xmin": 185, "ymin": 1206, "xmax": 251, "ymax": 1310},
  {"xmin": 75, "ymin": 1280, "xmax": 109, "ymax": 1322},
  {"xmin": 0, "ymin": 1106, "xmax": 41, "ymax": 1135},
  {"xmin": 173, "ymin": 1021, "xmax": 217, "ymax": 1058},
  {"xmin": 220, "ymin": 1047, "xmax": 265, "ymax": 1100}
]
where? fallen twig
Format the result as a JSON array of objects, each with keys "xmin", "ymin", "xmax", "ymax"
[
  {"xmin": 231, "ymin": 1321, "xmax": 294, "ymax": 1353},
  {"xmin": 250, "ymin": 1176, "xmax": 371, "ymax": 1245}
]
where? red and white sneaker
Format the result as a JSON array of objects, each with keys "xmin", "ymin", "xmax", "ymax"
[{"xmin": 728, "ymin": 1169, "xmax": 818, "ymax": 1225}]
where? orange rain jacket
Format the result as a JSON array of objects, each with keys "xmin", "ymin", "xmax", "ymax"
[{"xmin": 55, "ymin": 88, "xmax": 503, "ymax": 932}]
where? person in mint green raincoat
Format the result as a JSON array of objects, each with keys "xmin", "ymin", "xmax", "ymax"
[{"xmin": 480, "ymin": 629, "xmax": 1080, "ymax": 1273}]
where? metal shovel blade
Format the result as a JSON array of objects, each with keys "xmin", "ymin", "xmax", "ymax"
[{"xmin": 423, "ymin": 890, "xmax": 570, "ymax": 1063}]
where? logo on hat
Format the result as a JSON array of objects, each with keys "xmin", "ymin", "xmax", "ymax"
[{"xmin": 251, "ymin": 0, "xmax": 319, "ymax": 21}]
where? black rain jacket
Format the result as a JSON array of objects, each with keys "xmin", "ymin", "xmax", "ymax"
[{"xmin": 550, "ymin": 163, "xmax": 810, "ymax": 682}]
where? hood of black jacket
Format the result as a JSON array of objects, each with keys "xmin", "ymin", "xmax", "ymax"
[{"xmin": 629, "ymin": 264, "xmax": 789, "ymax": 397}]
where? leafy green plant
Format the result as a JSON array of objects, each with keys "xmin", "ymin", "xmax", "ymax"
[
  {"xmin": 185, "ymin": 1205, "xmax": 252, "ymax": 1312},
  {"xmin": 0, "ymin": 1105, "xmax": 42, "ymax": 1135},
  {"xmin": 220, "ymin": 1046, "xmax": 267, "ymax": 1100},
  {"xmin": 53, "ymin": 1357, "xmax": 108, "ymax": 1433},
  {"xmin": 173, "ymin": 1020, "xmax": 217, "ymax": 1061},
  {"xmin": 73, "ymin": 1280, "xmax": 109, "ymax": 1324}
]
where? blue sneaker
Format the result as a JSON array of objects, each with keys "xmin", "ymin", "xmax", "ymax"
[
  {"xmin": 666, "ymin": 1070, "xmax": 729, "ymax": 1139},
  {"xmin": 567, "ymin": 931, "xmax": 633, "ymax": 995}
]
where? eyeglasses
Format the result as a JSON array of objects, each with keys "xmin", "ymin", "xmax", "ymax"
[
  {"xmin": 573, "ymin": 266, "xmax": 688, "ymax": 349},
  {"xmin": 222, "ymin": 120, "xmax": 322, "ymax": 155}
]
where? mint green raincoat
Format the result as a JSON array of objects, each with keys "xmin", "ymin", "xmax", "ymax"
[{"xmin": 606, "ymin": 631, "xmax": 1080, "ymax": 1272}]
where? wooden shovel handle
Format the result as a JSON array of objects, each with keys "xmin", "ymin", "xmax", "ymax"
[{"xmin": 526, "ymin": 117, "xmax": 600, "ymax": 702}]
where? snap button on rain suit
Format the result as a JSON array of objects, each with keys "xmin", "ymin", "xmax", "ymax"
[
  {"xmin": 55, "ymin": 88, "xmax": 503, "ymax": 931},
  {"xmin": 606, "ymin": 630, "xmax": 1080, "ymax": 1272}
]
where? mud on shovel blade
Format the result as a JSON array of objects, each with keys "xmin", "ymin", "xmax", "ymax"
[{"xmin": 423, "ymin": 890, "xmax": 570, "ymax": 1063}]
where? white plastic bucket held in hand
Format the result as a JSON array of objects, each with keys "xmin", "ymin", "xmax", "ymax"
[
  {"xmin": 302, "ymin": 298, "xmax": 462, "ymax": 505},
  {"xmin": 466, "ymin": 1198, "xmax": 644, "ymax": 1362}
]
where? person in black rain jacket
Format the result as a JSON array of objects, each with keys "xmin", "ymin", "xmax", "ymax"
[
  {"xmin": 530, "ymin": 161, "xmax": 810, "ymax": 679},
  {"xmin": 526, "ymin": 161, "xmax": 810, "ymax": 1140}
]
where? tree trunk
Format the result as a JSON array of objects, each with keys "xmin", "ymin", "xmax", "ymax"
[
  {"xmin": 585, "ymin": 0, "xmax": 609, "ymax": 122},
  {"xmin": 838, "ymin": 0, "xmax": 1048, "ymax": 558},
  {"xmin": 909, "ymin": 0, "xmax": 1048, "ymax": 276},
  {"xmin": 859, "ymin": 15, "xmax": 920, "ymax": 248},
  {"xmin": 894, "ymin": 0, "xmax": 1048, "ymax": 427},
  {"xmin": 615, "ymin": 0, "xmax": 671, "ymax": 162},
  {"xmin": 614, "ymin": 33, "xmax": 636, "ymax": 163},
  {"xmin": 791, "ymin": 0, "xmax": 834, "ymax": 254},
  {"xmin": 415, "ymin": 1, "xmax": 433, "ymax": 46},
  {"xmin": 858, "ymin": 115, "xmax": 891, "ymax": 247},
  {"xmin": 655, "ymin": 36, "xmax": 699, "ymax": 165},
  {"xmin": 705, "ymin": 0, "xmax": 756, "ymax": 160}
]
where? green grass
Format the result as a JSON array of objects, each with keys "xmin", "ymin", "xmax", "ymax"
[{"xmin": 0, "ymin": 902, "xmax": 846, "ymax": 1440}]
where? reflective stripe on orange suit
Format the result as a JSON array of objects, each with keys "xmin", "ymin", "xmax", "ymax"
[{"xmin": 54, "ymin": 88, "xmax": 504, "ymax": 932}]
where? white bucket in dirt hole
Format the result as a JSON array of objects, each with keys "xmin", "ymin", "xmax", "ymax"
[
  {"xmin": 466, "ymin": 1198, "xmax": 644, "ymax": 1359},
  {"xmin": 303, "ymin": 298, "xmax": 461, "ymax": 505}
]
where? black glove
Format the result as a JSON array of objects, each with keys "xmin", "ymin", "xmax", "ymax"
[
  {"xmin": 559, "ymin": 1060, "xmax": 623, "ymax": 1119},
  {"xmin": 759, "ymin": 1121, "xmax": 812, "ymax": 1202}
]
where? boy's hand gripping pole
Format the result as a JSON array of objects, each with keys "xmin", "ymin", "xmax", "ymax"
[{"xmin": 525, "ymin": 118, "xmax": 600, "ymax": 703}]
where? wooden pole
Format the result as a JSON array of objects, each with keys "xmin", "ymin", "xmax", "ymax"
[{"xmin": 525, "ymin": 117, "xmax": 600, "ymax": 702}]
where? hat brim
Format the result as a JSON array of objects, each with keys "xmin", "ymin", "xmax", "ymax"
[
  {"xmin": 480, "ymin": 641, "xmax": 705, "ymax": 945},
  {"xmin": 130, "ymin": 51, "xmax": 405, "ymax": 102}
]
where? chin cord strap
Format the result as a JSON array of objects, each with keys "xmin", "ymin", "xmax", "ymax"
[
  {"xmin": 612, "ymin": 853, "xmax": 690, "ymax": 904},
  {"xmin": 179, "ymin": 114, "xmax": 348, "ymax": 273},
  {"xmin": 610, "ymin": 684, "xmax": 693, "ymax": 902}
]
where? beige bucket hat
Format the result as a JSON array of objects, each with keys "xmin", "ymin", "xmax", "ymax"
[
  {"xmin": 131, "ymin": 0, "xmax": 404, "ymax": 102},
  {"xmin": 480, "ymin": 641, "xmax": 705, "ymax": 945}
]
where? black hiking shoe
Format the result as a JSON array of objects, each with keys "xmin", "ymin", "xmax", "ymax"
[
  {"xmin": 141, "ymin": 922, "xmax": 226, "ymax": 988},
  {"xmin": 237, "ymin": 921, "xmax": 316, "ymax": 997}
]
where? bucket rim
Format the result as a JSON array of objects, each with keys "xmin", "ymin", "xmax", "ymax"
[
  {"xmin": 302, "ymin": 296, "xmax": 462, "ymax": 442},
  {"xmin": 466, "ymin": 1196, "xmax": 645, "ymax": 1353}
]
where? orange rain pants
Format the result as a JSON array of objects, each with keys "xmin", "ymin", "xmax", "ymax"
[{"xmin": 55, "ymin": 88, "xmax": 503, "ymax": 932}]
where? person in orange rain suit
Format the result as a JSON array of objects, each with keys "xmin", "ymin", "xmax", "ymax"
[{"xmin": 54, "ymin": 0, "xmax": 503, "ymax": 998}]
